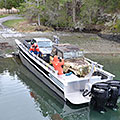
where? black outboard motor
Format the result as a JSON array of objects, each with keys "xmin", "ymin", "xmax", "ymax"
[
  {"xmin": 106, "ymin": 80, "xmax": 120, "ymax": 109},
  {"xmin": 91, "ymin": 82, "xmax": 110, "ymax": 113}
]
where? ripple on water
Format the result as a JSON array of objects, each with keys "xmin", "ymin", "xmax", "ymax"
[
  {"xmin": 1, "ymin": 56, "xmax": 120, "ymax": 120},
  {"xmin": 0, "ymin": 70, "xmax": 44, "ymax": 120},
  {"xmin": 0, "ymin": 70, "xmax": 29, "ymax": 99}
]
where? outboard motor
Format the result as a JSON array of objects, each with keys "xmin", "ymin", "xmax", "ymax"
[
  {"xmin": 106, "ymin": 80, "xmax": 120, "ymax": 109},
  {"xmin": 91, "ymin": 82, "xmax": 110, "ymax": 113}
]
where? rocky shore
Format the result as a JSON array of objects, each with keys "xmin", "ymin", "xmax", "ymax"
[
  {"xmin": 0, "ymin": 31, "xmax": 120, "ymax": 57},
  {"xmin": 0, "ymin": 16, "xmax": 120, "ymax": 58},
  {"xmin": 98, "ymin": 33, "xmax": 120, "ymax": 43}
]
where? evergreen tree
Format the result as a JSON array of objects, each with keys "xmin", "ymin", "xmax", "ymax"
[
  {"xmin": 0, "ymin": 0, "xmax": 24, "ymax": 9},
  {"xmin": 18, "ymin": 0, "xmax": 120, "ymax": 29},
  {"xmin": 19, "ymin": 0, "xmax": 46, "ymax": 25}
]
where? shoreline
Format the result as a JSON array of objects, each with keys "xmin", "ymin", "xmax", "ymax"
[
  {"xmin": 0, "ymin": 30, "xmax": 120, "ymax": 57},
  {"xmin": 0, "ymin": 16, "xmax": 120, "ymax": 57},
  {"xmin": 0, "ymin": 15, "xmax": 120, "ymax": 57}
]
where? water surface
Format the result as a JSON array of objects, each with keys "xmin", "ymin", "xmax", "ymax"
[{"xmin": 0, "ymin": 55, "xmax": 120, "ymax": 120}]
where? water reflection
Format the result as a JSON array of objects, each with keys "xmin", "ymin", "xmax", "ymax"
[
  {"xmin": 15, "ymin": 57, "xmax": 90, "ymax": 120},
  {"xmin": 0, "ymin": 57, "xmax": 90, "ymax": 120},
  {"xmin": 0, "ymin": 55, "xmax": 120, "ymax": 120},
  {"xmin": 90, "ymin": 107, "xmax": 120, "ymax": 120},
  {"xmin": 86, "ymin": 54, "xmax": 120, "ymax": 79}
]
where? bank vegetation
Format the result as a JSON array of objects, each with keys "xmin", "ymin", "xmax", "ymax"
[{"xmin": 1, "ymin": 0, "xmax": 120, "ymax": 33}]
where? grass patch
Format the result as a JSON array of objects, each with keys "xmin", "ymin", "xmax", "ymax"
[
  {"xmin": 3, "ymin": 19, "xmax": 25, "ymax": 28},
  {"xmin": 5, "ymin": 48, "xmax": 14, "ymax": 54},
  {"xmin": 3, "ymin": 19, "xmax": 54, "ymax": 32},
  {"xmin": 89, "ymin": 36, "xmax": 99, "ymax": 41},
  {"xmin": 0, "ymin": 14, "xmax": 9, "ymax": 18}
]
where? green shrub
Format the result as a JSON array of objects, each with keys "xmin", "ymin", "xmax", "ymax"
[
  {"xmin": 0, "ymin": 14, "xmax": 9, "ymax": 18},
  {"xmin": 112, "ymin": 20, "xmax": 120, "ymax": 33}
]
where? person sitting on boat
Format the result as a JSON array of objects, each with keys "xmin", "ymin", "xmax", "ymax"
[
  {"xmin": 29, "ymin": 43, "xmax": 40, "ymax": 56},
  {"xmin": 52, "ymin": 55, "xmax": 64, "ymax": 75}
]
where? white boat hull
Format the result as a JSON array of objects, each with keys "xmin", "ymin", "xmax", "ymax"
[
  {"xmin": 19, "ymin": 51, "xmax": 65, "ymax": 100},
  {"xmin": 15, "ymin": 39, "xmax": 115, "ymax": 105}
]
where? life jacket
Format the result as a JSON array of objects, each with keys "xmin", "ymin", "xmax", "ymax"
[
  {"xmin": 29, "ymin": 43, "xmax": 40, "ymax": 52},
  {"xmin": 52, "ymin": 56, "xmax": 64, "ymax": 75},
  {"xmin": 52, "ymin": 56, "xmax": 59, "ymax": 70}
]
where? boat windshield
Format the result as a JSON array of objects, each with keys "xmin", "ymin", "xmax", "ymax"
[{"xmin": 37, "ymin": 41, "xmax": 52, "ymax": 48}]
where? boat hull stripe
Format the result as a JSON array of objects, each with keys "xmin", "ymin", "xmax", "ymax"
[{"xmin": 18, "ymin": 46, "xmax": 64, "ymax": 93}]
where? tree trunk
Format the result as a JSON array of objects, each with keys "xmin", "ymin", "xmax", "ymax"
[
  {"xmin": 72, "ymin": 0, "xmax": 76, "ymax": 25},
  {"xmin": 38, "ymin": 13, "xmax": 40, "ymax": 26},
  {"xmin": 4, "ymin": 0, "xmax": 7, "ymax": 8},
  {"xmin": 42, "ymin": 0, "xmax": 46, "ymax": 5},
  {"xmin": 37, "ymin": 0, "xmax": 40, "ymax": 26}
]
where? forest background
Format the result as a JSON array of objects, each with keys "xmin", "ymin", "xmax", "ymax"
[{"xmin": 0, "ymin": 0, "xmax": 120, "ymax": 33}]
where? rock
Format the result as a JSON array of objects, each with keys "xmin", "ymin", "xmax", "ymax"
[
  {"xmin": 104, "ymin": 21, "xmax": 113, "ymax": 26},
  {"xmin": 31, "ymin": 23, "xmax": 37, "ymax": 26},
  {"xmin": 51, "ymin": 113, "xmax": 63, "ymax": 120},
  {"xmin": 117, "ymin": 14, "xmax": 120, "ymax": 19},
  {"xmin": 98, "ymin": 13, "xmax": 112, "ymax": 22},
  {"xmin": 0, "ymin": 55, "xmax": 4, "ymax": 58},
  {"xmin": 98, "ymin": 33, "xmax": 120, "ymax": 43},
  {"xmin": 82, "ymin": 24, "xmax": 104, "ymax": 33}
]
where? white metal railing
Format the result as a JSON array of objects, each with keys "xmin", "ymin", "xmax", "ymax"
[
  {"xmin": 96, "ymin": 68, "xmax": 115, "ymax": 78},
  {"xmin": 85, "ymin": 57, "xmax": 103, "ymax": 69},
  {"xmin": 23, "ymin": 43, "xmax": 56, "ymax": 74}
]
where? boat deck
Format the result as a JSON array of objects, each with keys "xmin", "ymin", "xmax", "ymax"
[
  {"xmin": 66, "ymin": 91, "xmax": 90, "ymax": 104},
  {"xmin": 58, "ymin": 73, "xmax": 79, "ymax": 82}
]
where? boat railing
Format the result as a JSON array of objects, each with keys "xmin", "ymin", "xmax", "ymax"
[
  {"xmin": 20, "ymin": 43, "xmax": 56, "ymax": 74},
  {"xmin": 32, "ymin": 52, "xmax": 56, "ymax": 74},
  {"xmin": 85, "ymin": 57, "xmax": 103, "ymax": 69},
  {"xmin": 29, "ymin": 52, "xmax": 66, "ymax": 90},
  {"xmin": 96, "ymin": 68, "xmax": 115, "ymax": 79}
]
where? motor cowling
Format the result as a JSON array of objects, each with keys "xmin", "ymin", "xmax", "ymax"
[
  {"xmin": 91, "ymin": 82, "xmax": 110, "ymax": 113},
  {"xmin": 106, "ymin": 80, "xmax": 120, "ymax": 109}
]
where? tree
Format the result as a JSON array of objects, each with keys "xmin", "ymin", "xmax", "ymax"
[
  {"xmin": 43, "ymin": 0, "xmax": 73, "ymax": 28},
  {"xmin": 97, "ymin": 0, "xmax": 120, "ymax": 13},
  {"xmin": 18, "ymin": 0, "xmax": 120, "ymax": 30},
  {"xmin": 0, "ymin": 0, "xmax": 24, "ymax": 9},
  {"xmin": 36, "ymin": 0, "xmax": 40, "ymax": 26},
  {"xmin": 80, "ymin": 0, "xmax": 99, "ymax": 24},
  {"xmin": 19, "ymin": 0, "xmax": 45, "ymax": 25},
  {"xmin": 72, "ymin": 0, "xmax": 76, "ymax": 25}
]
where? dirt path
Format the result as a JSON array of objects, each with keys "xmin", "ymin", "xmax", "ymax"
[{"xmin": 0, "ymin": 15, "xmax": 22, "ymax": 28}]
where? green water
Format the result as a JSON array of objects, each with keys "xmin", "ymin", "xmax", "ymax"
[{"xmin": 0, "ymin": 55, "xmax": 120, "ymax": 120}]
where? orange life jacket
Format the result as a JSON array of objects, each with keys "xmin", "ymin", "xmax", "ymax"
[
  {"xmin": 52, "ymin": 56, "xmax": 64, "ymax": 75},
  {"xmin": 29, "ymin": 44, "xmax": 40, "ymax": 52}
]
